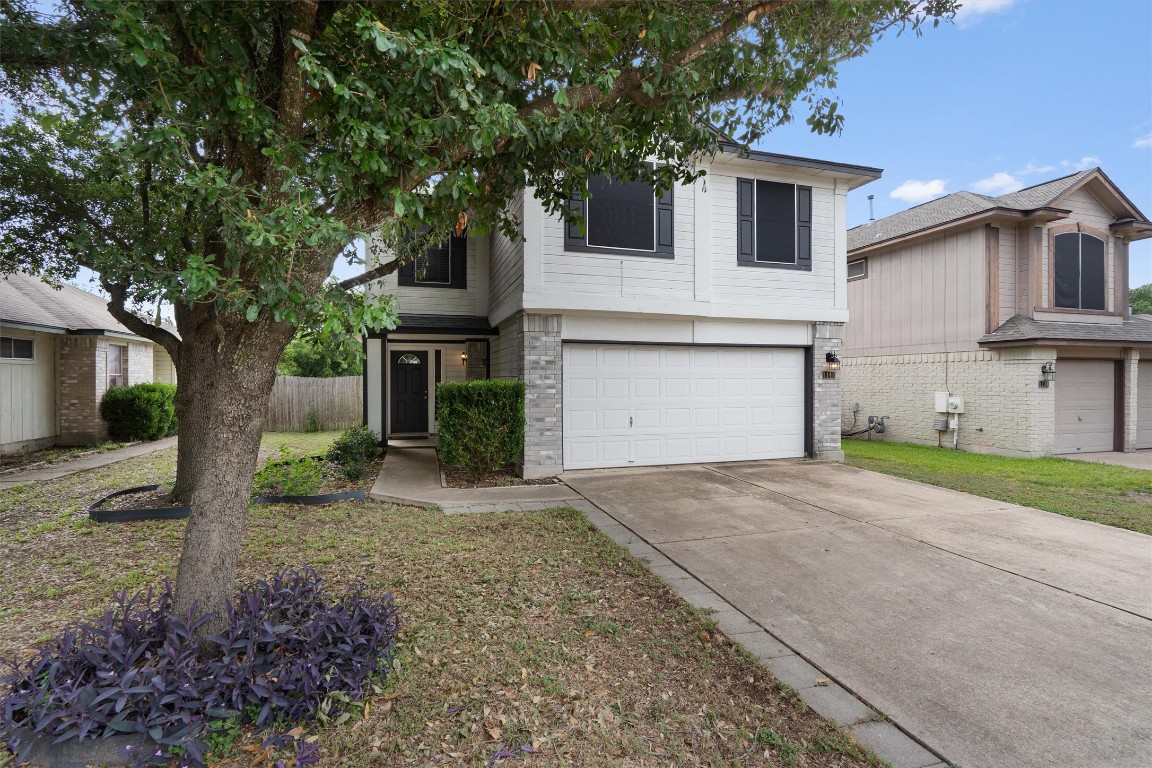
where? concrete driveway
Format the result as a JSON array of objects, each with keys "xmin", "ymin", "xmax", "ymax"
[{"xmin": 562, "ymin": 461, "xmax": 1152, "ymax": 768}]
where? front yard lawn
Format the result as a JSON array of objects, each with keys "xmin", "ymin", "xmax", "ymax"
[
  {"xmin": 1, "ymin": 433, "xmax": 881, "ymax": 767},
  {"xmin": 843, "ymin": 439, "xmax": 1152, "ymax": 535}
]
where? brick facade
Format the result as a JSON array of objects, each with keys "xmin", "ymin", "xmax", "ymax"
[
  {"xmin": 520, "ymin": 314, "xmax": 563, "ymax": 479},
  {"xmin": 57, "ymin": 337, "xmax": 160, "ymax": 446},
  {"xmin": 1121, "ymin": 350, "xmax": 1141, "ymax": 453},
  {"xmin": 840, "ymin": 347, "xmax": 1059, "ymax": 457},
  {"xmin": 812, "ymin": 323, "xmax": 844, "ymax": 462}
]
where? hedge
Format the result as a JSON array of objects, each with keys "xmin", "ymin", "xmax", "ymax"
[
  {"xmin": 435, "ymin": 380, "xmax": 525, "ymax": 479},
  {"xmin": 99, "ymin": 383, "xmax": 178, "ymax": 441}
]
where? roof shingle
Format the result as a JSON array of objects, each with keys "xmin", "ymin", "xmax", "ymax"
[{"xmin": 979, "ymin": 314, "xmax": 1152, "ymax": 346}]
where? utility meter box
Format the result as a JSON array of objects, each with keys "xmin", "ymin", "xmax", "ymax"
[{"xmin": 934, "ymin": 392, "xmax": 966, "ymax": 413}]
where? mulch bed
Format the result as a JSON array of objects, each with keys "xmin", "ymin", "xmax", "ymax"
[
  {"xmin": 101, "ymin": 487, "xmax": 177, "ymax": 511},
  {"xmin": 441, "ymin": 464, "xmax": 559, "ymax": 489}
]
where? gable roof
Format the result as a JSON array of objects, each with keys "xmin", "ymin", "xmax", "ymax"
[
  {"xmin": 979, "ymin": 313, "xmax": 1152, "ymax": 347},
  {"xmin": 848, "ymin": 168, "xmax": 1150, "ymax": 253},
  {"xmin": 0, "ymin": 273, "xmax": 171, "ymax": 339}
]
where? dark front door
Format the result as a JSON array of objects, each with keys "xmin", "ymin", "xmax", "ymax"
[{"xmin": 390, "ymin": 351, "xmax": 429, "ymax": 433}]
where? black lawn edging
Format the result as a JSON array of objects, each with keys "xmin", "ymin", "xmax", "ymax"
[{"xmin": 88, "ymin": 485, "xmax": 365, "ymax": 523}]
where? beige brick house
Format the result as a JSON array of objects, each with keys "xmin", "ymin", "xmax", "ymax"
[
  {"xmin": 1, "ymin": 274, "xmax": 178, "ymax": 453},
  {"xmin": 842, "ymin": 168, "xmax": 1152, "ymax": 457}
]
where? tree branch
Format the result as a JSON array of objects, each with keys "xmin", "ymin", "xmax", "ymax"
[
  {"xmin": 101, "ymin": 279, "xmax": 183, "ymax": 359},
  {"xmin": 338, "ymin": 256, "xmax": 401, "ymax": 290}
]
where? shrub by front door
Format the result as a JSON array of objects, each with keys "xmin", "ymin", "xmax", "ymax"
[{"xmin": 390, "ymin": 351, "xmax": 429, "ymax": 433}]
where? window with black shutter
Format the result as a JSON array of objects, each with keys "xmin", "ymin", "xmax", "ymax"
[
  {"xmin": 736, "ymin": 178, "xmax": 813, "ymax": 271},
  {"xmin": 1053, "ymin": 232, "xmax": 1106, "ymax": 310},
  {"xmin": 398, "ymin": 230, "xmax": 468, "ymax": 289},
  {"xmin": 565, "ymin": 171, "xmax": 674, "ymax": 258}
]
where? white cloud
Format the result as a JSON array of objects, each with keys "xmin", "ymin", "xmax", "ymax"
[
  {"xmin": 1015, "ymin": 162, "xmax": 1056, "ymax": 176},
  {"xmin": 955, "ymin": 0, "xmax": 1017, "ymax": 27},
  {"xmin": 972, "ymin": 172, "xmax": 1023, "ymax": 195},
  {"xmin": 890, "ymin": 179, "xmax": 948, "ymax": 204},
  {"xmin": 1060, "ymin": 156, "xmax": 1101, "ymax": 171},
  {"xmin": 1134, "ymin": 133, "xmax": 1152, "ymax": 149}
]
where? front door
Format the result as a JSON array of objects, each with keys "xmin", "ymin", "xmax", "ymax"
[{"xmin": 391, "ymin": 351, "xmax": 429, "ymax": 433}]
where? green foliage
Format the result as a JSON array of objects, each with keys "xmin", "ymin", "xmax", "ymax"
[
  {"xmin": 253, "ymin": 447, "xmax": 324, "ymax": 498},
  {"xmin": 436, "ymin": 380, "xmax": 525, "ymax": 480},
  {"xmin": 305, "ymin": 403, "xmax": 321, "ymax": 434},
  {"xmin": 99, "ymin": 383, "xmax": 177, "ymax": 441},
  {"xmin": 277, "ymin": 331, "xmax": 364, "ymax": 377},
  {"xmin": 1130, "ymin": 283, "xmax": 1152, "ymax": 315},
  {"xmin": 325, "ymin": 426, "xmax": 380, "ymax": 480}
]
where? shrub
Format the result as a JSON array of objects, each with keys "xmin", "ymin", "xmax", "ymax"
[
  {"xmin": 0, "ymin": 568, "xmax": 399, "ymax": 768},
  {"xmin": 325, "ymin": 426, "xmax": 380, "ymax": 478},
  {"xmin": 436, "ymin": 380, "xmax": 525, "ymax": 479},
  {"xmin": 253, "ymin": 447, "xmax": 324, "ymax": 497},
  {"xmin": 99, "ymin": 383, "xmax": 178, "ymax": 441}
]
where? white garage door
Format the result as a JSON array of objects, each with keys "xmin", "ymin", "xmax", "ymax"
[
  {"xmin": 1137, "ymin": 360, "xmax": 1152, "ymax": 450},
  {"xmin": 1054, "ymin": 360, "xmax": 1114, "ymax": 454},
  {"xmin": 563, "ymin": 343, "xmax": 806, "ymax": 470}
]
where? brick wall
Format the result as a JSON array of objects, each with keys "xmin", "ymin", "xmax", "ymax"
[
  {"xmin": 127, "ymin": 341, "xmax": 154, "ymax": 384},
  {"xmin": 812, "ymin": 323, "xmax": 844, "ymax": 461},
  {"xmin": 57, "ymin": 337, "xmax": 105, "ymax": 445},
  {"xmin": 520, "ymin": 313, "xmax": 563, "ymax": 479},
  {"xmin": 1121, "ymin": 350, "xmax": 1141, "ymax": 453},
  {"xmin": 840, "ymin": 346, "xmax": 1058, "ymax": 456}
]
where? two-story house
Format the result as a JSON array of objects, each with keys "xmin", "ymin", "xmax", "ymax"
[
  {"xmin": 363, "ymin": 146, "xmax": 882, "ymax": 478},
  {"xmin": 842, "ymin": 168, "xmax": 1152, "ymax": 457}
]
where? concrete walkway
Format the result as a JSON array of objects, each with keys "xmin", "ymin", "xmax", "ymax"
[
  {"xmin": 0, "ymin": 437, "xmax": 179, "ymax": 490},
  {"xmin": 563, "ymin": 460, "xmax": 1152, "ymax": 768},
  {"xmin": 369, "ymin": 447, "xmax": 581, "ymax": 512},
  {"xmin": 1065, "ymin": 449, "xmax": 1151, "ymax": 470}
]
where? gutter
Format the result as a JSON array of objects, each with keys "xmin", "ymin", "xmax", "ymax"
[{"xmin": 849, "ymin": 206, "xmax": 1072, "ymax": 256}]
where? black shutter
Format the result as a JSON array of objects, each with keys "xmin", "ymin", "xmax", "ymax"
[
  {"xmin": 656, "ymin": 186, "xmax": 674, "ymax": 256},
  {"xmin": 737, "ymin": 178, "xmax": 755, "ymax": 263},
  {"xmin": 449, "ymin": 234, "xmax": 468, "ymax": 289},
  {"xmin": 796, "ymin": 185, "xmax": 812, "ymax": 271},
  {"xmin": 565, "ymin": 192, "xmax": 585, "ymax": 249}
]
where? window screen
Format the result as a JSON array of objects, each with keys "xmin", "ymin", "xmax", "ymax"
[
  {"xmin": 756, "ymin": 180, "xmax": 796, "ymax": 264},
  {"xmin": 737, "ymin": 178, "xmax": 812, "ymax": 270},
  {"xmin": 586, "ymin": 175, "xmax": 655, "ymax": 251},
  {"xmin": 417, "ymin": 239, "xmax": 452, "ymax": 284},
  {"xmin": 0, "ymin": 336, "xmax": 35, "ymax": 360},
  {"xmin": 1054, "ymin": 232, "xmax": 1106, "ymax": 310}
]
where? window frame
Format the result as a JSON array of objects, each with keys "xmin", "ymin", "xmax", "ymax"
[
  {"xmin": 107, "ymin": 343, "xmax": 128, "ymax": 389},
  {"xmin": 1048, "ymin": 224, "xmax": 1111, "ymax": 313},
  {"xmin": 564, "ymin": 168, "xmax": 675, "ymax": 259},
  {"xmin": 847, "ymin": 258, "xmax": 868, "ymax": 281},
  {"xmin": 736, "ymin": 177, "xmax": 813, "ymax": 271},
  {"xmin": 397, "ymin": 230, "xmax": 468, "ymax": 290},
  {"xmin": 0, "ymin": 335, "xmax": 35, "ymax": 362}
]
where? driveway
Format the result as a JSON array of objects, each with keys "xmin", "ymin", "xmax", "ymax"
[{"xmin": 562, "ymin": 461, "xmax": 1152, "ymax": 768}]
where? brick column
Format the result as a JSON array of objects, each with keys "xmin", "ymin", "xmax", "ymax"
[
  {"xmin": 1122, "ymin": 349, "xmax": 1140, "ymax": 453},
  {"xmin": 812, "ymin": 322, "xmax": 844, "ymax": 462},
  {"xmin": 57, "ymin": 336, "xmax": 108, "ymax": 445},
  {"xmin": 520, "ymin": 313, "xmax": 563, "ymax": 478}
]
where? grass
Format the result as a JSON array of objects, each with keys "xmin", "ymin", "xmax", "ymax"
[
  {"xmin": 0, "ymin": 432, "xmax": 884, "ymax": 767},
  {"xmin": 843, "ymin": 439, "xmax": 1152, "ymax": 534}
]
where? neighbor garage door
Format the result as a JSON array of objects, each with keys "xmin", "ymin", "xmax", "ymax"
[
  {"xmin": 1054, "ymin": 360, "xmax": 1114, "ymax": 454},
  {"xmin": 1137, "ymin": 360, "xmax": 1152, "ymax": 450},
  {"xmin": 562, "ymin": 343, "xmax": 805, "ymax": 470}
]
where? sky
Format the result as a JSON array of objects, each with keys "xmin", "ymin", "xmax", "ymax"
[{"xmin": 757, "ymin": 0, "xmax": 1152, "ymax": 287}]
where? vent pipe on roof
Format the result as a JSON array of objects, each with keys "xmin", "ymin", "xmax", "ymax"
[{"xmin": 867, "ymin": 195, "xmax": 875, "ymax": 222}]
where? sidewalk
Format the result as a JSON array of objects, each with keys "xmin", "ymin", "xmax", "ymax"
[
  {"xmin": 0, "ymin": 437, "xmax": 179, "ymax": 490},
  {"xmin": 369, "ymin": 447, "xmax": 581, "ymax": 513},
  {"xmin": 1065, "ymin": 450, "xmax": 1151, "ymax": 471}
]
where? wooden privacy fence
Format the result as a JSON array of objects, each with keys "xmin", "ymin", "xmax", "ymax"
[{"xmin": 265, "ymin": 376, "xmax": 363, "ymax": 432}]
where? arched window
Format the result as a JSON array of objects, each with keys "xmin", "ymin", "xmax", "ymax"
[
  {"xmin": 397, "ymin": 353, "xmax": 422, "ymax": 365},
  {"xmin": 1053, "ymin": 232, "xmax": 1106, "ymax": 310}
]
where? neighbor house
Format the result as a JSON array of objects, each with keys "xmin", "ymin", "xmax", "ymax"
[
  {"xmin": 0, "ymin": 274, "xmax": 177, "ymax": 453},
  {"xmin": 363, "ymin": 146, "xmax": 881, "ymax": 477},
  {"xmin": 842, "ymin": 168, "xmax": 1152, "ymax": 457}
]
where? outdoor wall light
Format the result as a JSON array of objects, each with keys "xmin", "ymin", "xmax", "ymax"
[
  {"xmin": 461, "ymin": 352, "xmax": 469, "ymax": 364},
  {"xmin": 823, "ymin": 351, "xmax": 840, "ymax": 379},
  {"xmin": 1039, "ymin": 360, "xmax": 1055, "ymax": 388}
]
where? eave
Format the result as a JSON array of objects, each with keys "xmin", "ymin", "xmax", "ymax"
[{"xmin": 849, "ymin": 206, "xmax": 1071, "ymax": 257}]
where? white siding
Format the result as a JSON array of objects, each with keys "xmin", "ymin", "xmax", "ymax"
[
  {"xmin": 365, "ymin": 233, "xmax": 489, "ymax": 317},
  {"xmin": 709, "ymin": 171, "xmax": 839, "ymax": 311},
  {"xmin": 844, "ymin": 226, "xmax": 987, "ymax": 356},
  {"xmin": 536, "ymin": 184, "xmax": 696, "ymax": 301},
  {"xmin": 489, "ymin": 193, "xmax": 526, "ymax": 325},
  {"xmin": 0, "ymin": 331, "xmax": 57, "ymax": 450}
]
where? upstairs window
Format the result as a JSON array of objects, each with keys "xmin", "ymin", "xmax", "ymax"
[
  {"xmin": 848, "ymin": 259, "xmax": 868, "ymax": 281},
  {"xmin": 737, "ymin": 179, "xmax": 813, "ymax": 271},
  {"xmin": 107, "ymin": 344, "xmax": 128, "ymax": 388},
  {"xmin": 566, "ymin": 172, "xmax": 675, "ymax": 257},
  {"xmin": 398, "ymin": 230, "xmax": 467, "ymax": 289},
  {"xmin": 0, "ymin": 336, "xmax": 34, "ymax": 360},
  {"xmin": 1053, "ymin": 232, "xmax": 1106, "ymax": 310}
]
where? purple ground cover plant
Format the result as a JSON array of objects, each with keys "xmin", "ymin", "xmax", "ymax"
[{"xmin": 0, "ymin": 567, "xmax": 398, "ymax": 767}]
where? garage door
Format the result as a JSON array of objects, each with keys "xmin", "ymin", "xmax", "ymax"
[
  {"xmin": 1137, "ymin": 361, "xmax": 1152, "ymax": 450},
  {"xmin": 1054, "ymin": 360, "xmax": 1114, "ymax": 454},
  {"xmin": 563, "ymin": 343, "xmax": 805, "ymax": 470}
]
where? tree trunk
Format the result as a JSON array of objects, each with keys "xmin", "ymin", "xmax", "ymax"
[{"xmin": 170, "ymin": 304, "xmax": 295, "ymax": 632}]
